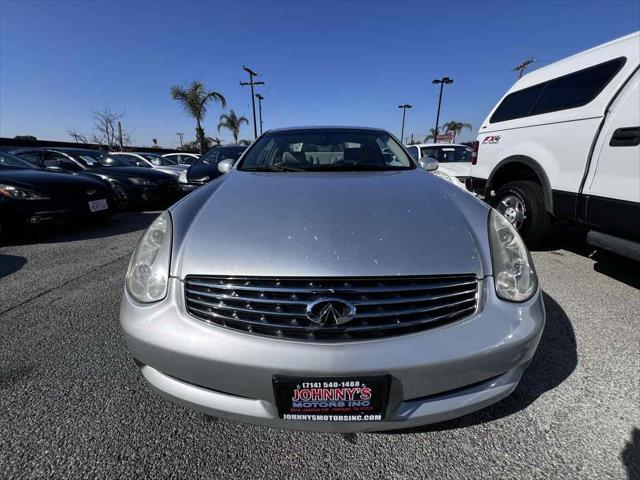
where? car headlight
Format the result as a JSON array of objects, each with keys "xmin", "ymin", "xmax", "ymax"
[
  {"xmin": 488, "ymin": 209, "xmax": 537, "ymax": 302},
  {"xmin": 126, "ymin": 211, "xmax": 172, "ymax": 303},
  {"xmin": 128, "ymin": 177, "xmax": 154, "ymax": 185},
  {"xmin": 178, "ymin": 170, "xmax": 188, "ymax": 183},
  {"xmin": 0, "ymin": 183, "xmax": 50, "ymax": 200}
]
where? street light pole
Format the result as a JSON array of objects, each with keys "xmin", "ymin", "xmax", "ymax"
[
  {"xmin": 255, "ymin": 94, "xmax": 264, "ymax": 134},
  {"xmin": 240, "ymin": 65, "xmax": 265, "ymax": 139},
  {"xmin": 432, "ymin": 77, "xmax": 453, "ymax": 142},
  {"xmin": 398, "ymin": 104, "xmax": 412, "ymax": 144}
]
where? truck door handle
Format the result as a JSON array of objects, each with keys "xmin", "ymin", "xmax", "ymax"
[{"xmin": 609, "ymin": 126, "xmax": 640, "ymax": 147}]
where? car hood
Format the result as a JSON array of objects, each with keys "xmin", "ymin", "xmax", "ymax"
[
  {"xmin": 438, "ymin": 162, "xmax": 471, "ymax": 178},
  {"xmin": 171, "ymin": 169, "xmax": 490, "ymax": 279},
  {"xmin": 0, "ymin": 168, "xmax": 110, "ymax": 195}
]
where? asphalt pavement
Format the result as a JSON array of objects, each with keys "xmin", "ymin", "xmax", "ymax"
[{"xmin": 1, "ymin": 213, "xmax": 638, "ymax": 479}]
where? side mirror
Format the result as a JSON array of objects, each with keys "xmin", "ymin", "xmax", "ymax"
[
  {"xmin": 217, "ymin": 158, "xmax": 234, "ymax": 174},
  {"xmin": 419, "ymin": 156, "xmax": 439, "ymax": 172}
]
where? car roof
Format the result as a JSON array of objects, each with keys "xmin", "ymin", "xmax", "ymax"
[{"xmin": 407, "ymin": 143, "xmax": 469, "ymax": 148}]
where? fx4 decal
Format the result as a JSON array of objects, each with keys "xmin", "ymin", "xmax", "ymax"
[{"xmin": 482, "ymin": 135, "xmax": 501, "ymax": 144}]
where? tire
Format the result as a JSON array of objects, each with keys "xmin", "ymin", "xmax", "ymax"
[
  {"xmin": 112, "ymin": 183, "xmax": 130, "ymax": 211},
  {"xmin": 492, "ymin": 181, "xmax": 552, "ymax": 244}
]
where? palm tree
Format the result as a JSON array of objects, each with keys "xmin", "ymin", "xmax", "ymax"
[
  {"xmin": 217, "ymin": 110, "xmax": 249, "ymax": 145},
  {"xmin": 442, "ymin": 121, "xmax": 472, "ymax": 142},
  {"xmin": 423, "ymin": 128, "xmax": 439, "ymax": 142},
  {"xmin": 209, "ymin": 137, "xmax": 223, "ymax": 147},
  {"xmin": 171, "ymin": 81, "xmax": 226, "ymax": 154}
]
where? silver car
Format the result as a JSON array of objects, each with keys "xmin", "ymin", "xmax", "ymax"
[{"xmin": 120, "ymin": 127, "xmax": 544, "ymax": 433}]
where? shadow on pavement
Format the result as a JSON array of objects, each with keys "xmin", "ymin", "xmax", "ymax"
[
  {"xmin": 384, "ymin": 291, "xmax": 577, "ymax": 434},
  {"xmin": 1, "ymin": 212, "xmax": 159, "ymax": 247},
  {"xmin": 622, "ymin": 428, "xmax": 640, "ymax": 480},
  {"xmin": 530, "ymin": 223, "xmax": 640, "ymax": 290},
  {"xmin": 0, "ymin": 255, "xmax": 27, "ymax": 280}
]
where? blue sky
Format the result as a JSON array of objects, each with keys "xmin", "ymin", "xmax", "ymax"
[{"xmin": 1, "ymin": 0, "xmax": 639, "ymax": 148}]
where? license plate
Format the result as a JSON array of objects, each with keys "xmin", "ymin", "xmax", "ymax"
[
  {"xmin": 88, "ymin": 199, "xmax": 108, "ymax": 212},
  {"xmin": 273, "ymin": 376, "xmax": 390, "ymax": 422}
]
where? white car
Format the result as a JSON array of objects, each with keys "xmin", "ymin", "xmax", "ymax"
[
  {"xmin": 162, "ymin": 152, "xmax": 200, "ymax": 165},
  {"xmin": 405, "ymin": 143, "xmax": 472, "ymax": 185},
  {"xmin": 112, "ymin": 152, "xmax": 188, "ymax": 178},
  {"xmin": 467, "ymin": 31, "xmax": 639, "ymax": 259}
]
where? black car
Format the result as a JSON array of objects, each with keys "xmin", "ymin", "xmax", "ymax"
[
  {"xmin": 0, "ymin": 151, "xmax": 115, "ymax": 237},
  {"xmin": 178, "ymin": 146, "xmax": 246, "ymax": 192},
  {"xmin": 11, "ymin": 148, "xmax": 180, "ymax": 210}
]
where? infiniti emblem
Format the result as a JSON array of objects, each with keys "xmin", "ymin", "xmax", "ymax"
[
  {"xmin": 86, "ymin": 189, "xmax": 97, "ymax": 196},
  {"xmin": 306, "ymin": 298, "xmax": 357, "ymax": 326}
]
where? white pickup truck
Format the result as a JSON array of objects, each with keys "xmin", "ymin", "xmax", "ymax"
[{"xmin": 467, "ymin": 32, "xmax": 640, "ymax": 259}]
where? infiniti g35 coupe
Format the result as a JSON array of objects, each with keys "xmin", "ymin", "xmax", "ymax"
[
  {"xmin": 0, "ymin": 151, "xmax": 114, "ymax": 237},
  {"xmin": 11, "ymin": 148, "xmax": 180, "ymax": 210},
  {"xmin": 120, "ymin": 127, "xmax": 544, "ymax": 432}
]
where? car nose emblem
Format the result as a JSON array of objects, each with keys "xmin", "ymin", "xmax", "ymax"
[
  {"xmin": 86, "ymin": 189, "xmax": 97, "ymax": 196},
  {"xmin": 306, "ymin": 298, "xmax": 357, "ymax": 326}
]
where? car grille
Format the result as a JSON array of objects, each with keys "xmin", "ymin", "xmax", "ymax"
[{"xmin": 184, "ymin": 275, "xmax": 479, "ymax": 341}]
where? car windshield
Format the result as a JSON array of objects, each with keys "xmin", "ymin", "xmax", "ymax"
[
  {"xmin": 141, "ymin": 153, "xmax": 176, "ymax": 166},
  {"xmin": 420, "ymin": 146, "xmax": 471, "ymax": 163},
  {"xmin": 238, "ymin": 130, "xmax": 414, "ymax": 172},
  {"xmin": 71, "ymin": 150, "xmax": 133, "ymax": 167},
  {"xmin": 198, "ymin": 148, "xmax": 245, "ymax": 166},
  {"xmin": 0, "ymin": 151, "xmax": 34, "ymax": 169},
  {"xmin": 111, "ymin": 154, "xmax": 150, "ymax": 167}
]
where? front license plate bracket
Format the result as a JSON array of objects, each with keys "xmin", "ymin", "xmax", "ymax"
[{"xmin": 273, "ymin": 375, "xmax": 390, "ymax": 422}]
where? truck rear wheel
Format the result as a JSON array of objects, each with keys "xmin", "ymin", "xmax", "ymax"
[{"xmin": 493, "ymin": 181, "xmax": 552, "ymax": 244}]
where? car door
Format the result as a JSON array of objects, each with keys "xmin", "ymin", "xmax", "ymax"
[{"xmin": 583, "ymin": 70, "xmax": 640, "ymax": 240}]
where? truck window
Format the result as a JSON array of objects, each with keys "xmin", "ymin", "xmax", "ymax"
[
  {"xmin": 490, "ymin": 57, "xmax": 626, "ymax": 123},
  {"xmin": 532, "ymin": 57, "xmax": 626, "ymax": 115}
]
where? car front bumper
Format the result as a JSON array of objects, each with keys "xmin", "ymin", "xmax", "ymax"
[{"xmin": 120, "ymin": 276, "xmax": 545, "ymax": 432}]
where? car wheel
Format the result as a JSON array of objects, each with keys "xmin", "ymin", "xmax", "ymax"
[
  {"xmin": 113, "ymin": 184, "xmax": 130, "ymax": 211},
  {"xmin": 492, "ymin": 181, "xmax": 552, "ymax": 244}
]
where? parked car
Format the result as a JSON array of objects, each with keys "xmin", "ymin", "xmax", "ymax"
[
  {"xmin": 0, "ymin": 151, "xmax": 114, "ymax": 237},
  {"xmin": 405, "ymin": 143, "xmax": 472, "ymax": 184},
  {"xmin": 467, "ymin": 31, "xmax": 639, "ymax": 258},
  {"xmin": 162, "ymin": 152, "xmax": 200, "ymax": 165},
  {"xmin": 11, "ymin": 148, "xmax": 179, "ymax": 211},
  {"xmin": 120, "ymin": 126, "xmax": 544, "ymax": 433},
  {"xmin": 178, "ymin": 145, "xmax": 246, "ymax": 192},
  {"xmin": 112, "ymin": 152, "xmax": 188, "ymax": 178}
]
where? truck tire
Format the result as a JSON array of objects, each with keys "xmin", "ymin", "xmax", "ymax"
[{"xmin": 492, "ymin": 181, "xmax": 552, "ymax": 244}]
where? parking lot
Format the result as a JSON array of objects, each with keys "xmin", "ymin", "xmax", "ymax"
[{"xmin": 0, "ymin": 212, "xmax": 637, "ymax": 479}]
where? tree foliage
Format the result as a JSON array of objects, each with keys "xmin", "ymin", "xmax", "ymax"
[
  {"xmin": 66, "ymin": 107, "xmax": 132, "ymax": 148},
  {"xmin": 171, "ymin": 81, "xmax": 226, "ymax": 154},
  {"xmin": 217, "ymin": 110, "xmax": 249, "ymax": 145}
]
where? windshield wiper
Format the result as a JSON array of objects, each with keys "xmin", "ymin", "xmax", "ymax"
[{"xmin": 242, "ymin": 165, "xmax": 306, "ymax": 172}]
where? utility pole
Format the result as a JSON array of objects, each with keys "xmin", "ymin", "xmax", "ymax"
[
  {"xmin": 398, "ymin": 104, "xmax": 412, "ymax": 144},
  {"xmin": 513, "ymin": 58, "xmax": 536, "ymax": 78},
  {"xmin": 240, "ymin": 65, "xmax": 265, "ymax": 139},
  {"xmin": 432, "ymin": 77, "xmax": 453, "ymax": 143},
  {"xmin": 177, "ymin": 132, "xmax": 184, "ymax": 149},
  {"xmin": 255, "ymin": 94, "xmax": 264, "ymax": 134},
  {"xmin": 117, "ymin": 121, "xmax": 124, "ymax": 149}
]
